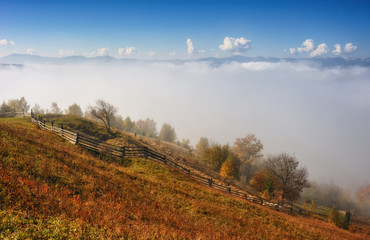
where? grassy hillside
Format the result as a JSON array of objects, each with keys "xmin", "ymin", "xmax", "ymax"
[
  {"xmin": 0, "ymin": 117, "xmax": 368, "ymax": 239},
  {"xmin": 36, "ymin": 114, "xmax": 256, "ymax": 195}
]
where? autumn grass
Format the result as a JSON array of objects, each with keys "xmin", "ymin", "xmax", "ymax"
[{"xmin": 0, "ymin": 117, "xmax": 368, "ymax": 239}]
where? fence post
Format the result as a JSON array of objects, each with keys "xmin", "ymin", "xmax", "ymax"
[
  {"xmin": 228, "ymin": 187, "xmax": 231, "ymax": 193},
  {"xmin": 209, "ymin": 178, "xmax": 213, "ymax": 187},
  {"xmin": 43, "ymin": 120, "xmax": 46, "ymax": 128},
  {"xmin": 121, "ymin": 146, "xmax": 126, "ymax": 158},
  {"xmin": 163, "ymin": 156, "xmax": 167, "ymax": 164},
  {"xmin": 75, "ymin": 132, "xmax": 79, "ymax": 145},
  {"xmin": 144, "ymin": 146, "xmax": 148, "ymax": 159},
  {"xmin": 31, "ymin": 109, "xmax": 34, "ymax": 119},
  {"xmin": 261, "ymin": 199, "xmax": 263, "ymax": 205},
  {"xmin": 61, "ymin": 124, "xmax": 64, "ymax": 138}
]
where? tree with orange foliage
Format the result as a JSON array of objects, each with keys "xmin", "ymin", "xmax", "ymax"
[
  {"xmin": 250, "ymin": 169, "xmax": 276, "ymax": 200},
  {"xmin": 220, "ymin": 153, "xmax": 241, "ymax": 180}
]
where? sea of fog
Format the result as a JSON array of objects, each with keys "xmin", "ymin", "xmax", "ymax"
[{"xmin": 1, "ymin": 59, "xmax": 369, "ymax": 193}]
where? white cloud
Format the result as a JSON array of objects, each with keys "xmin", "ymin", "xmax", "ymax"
[
  {"xmin": 297, "ymin": 39, "xmax": 315, "ymax": 53},
  {"xmin": 126, "ymin": 47, "xmax": 137, "ymax": 56},
  {"xmin": 198, "ymin": 49, "xmax": 205, "ymax": 54},
  {"xmin": 219, "ymin": 37, "xmax": 252, "ymax": 53},
  {"xmin": 0, "ymin": 39, "xmax": 15, "ymax": 46},
  {"xmin": 343, "ymin": 43, "xmax": 357, "ymax": 54},
  {"xmin": 59, "ymin": 49, "xmax": 75, "ymax": 57},
  {"xmin": 118, "ymin": 47, "xmax": 137, "ymax": 56},
  {"xmin": 0, "ymin": 39, "xmax": 7, "ymax": 45},
  {"xmin": 187, "ymin": 38, "xmax": 195, "ymax": 54},
  {"xmin": 118, "ymin": 48, "xmax": 125, "ymax": 56},
  {"xmin": 169, "ymin": 51, "xmax": 176, "ymax": 56},
  {"xmin": 310, "ymin": 43, "xmax": 329, "ymax": 57},
  {"xmin": 289, "ymin": 48, "xmax": 297, "ymax": 54},
  {"xmin": 148, "ymin": 51, "xmax": 156, "ymax": 57},
  {"xmin": 333, "ymin": 44, "xmax": 342, "ymax": 56},
  {"xmin": 97, "ymin": 48, "xmax": 109, "ymax": 56},
  {"xmin": 26, "ymin": 48, "xmax": 36, "ymax": 55}
]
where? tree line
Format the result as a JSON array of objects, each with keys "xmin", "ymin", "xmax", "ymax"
[{"xmin": 1, "ymin": 98, "xmax": 187, "ymax": 146}]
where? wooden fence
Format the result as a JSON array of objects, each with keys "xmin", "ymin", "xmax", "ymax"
[
  {"xmin": 29, "ymin": 115, "xmax": 302, "ymax": 214},
  {"xmin": 0, "ymin": 111, "xmax": 27, "ymax": 118}
]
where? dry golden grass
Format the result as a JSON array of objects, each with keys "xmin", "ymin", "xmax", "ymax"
[{"xmin": 0, "ymin": 117, "xmax": 369, "ymax": 239}]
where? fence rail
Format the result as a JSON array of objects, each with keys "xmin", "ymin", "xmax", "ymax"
[
  {"xmin": 28, "ymin": 114, "xmax": 303, "ymax": 214},
  {"xmin": 0, "ymin": 111, "xmax": 27, "ymax": 118}
]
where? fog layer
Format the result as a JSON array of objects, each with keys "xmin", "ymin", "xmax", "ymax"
[{"xmin": 1, "ymin": 60, "xmax": 369, "ymax": 191}]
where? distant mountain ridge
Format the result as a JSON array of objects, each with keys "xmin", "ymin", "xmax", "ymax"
[{"xmin": 1, "ymin": 53, "xmax": 370, "ymax": 68}]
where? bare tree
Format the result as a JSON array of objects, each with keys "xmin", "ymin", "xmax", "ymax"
[
  {"xmin": 89, "ymin": 99, "xmax": 118, "ymax": 133},
  {"xmin": 265, "ymin": 153, "xmax": 309, "ymax": 203}
]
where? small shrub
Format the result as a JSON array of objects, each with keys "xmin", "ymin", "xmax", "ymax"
[{"xmin": 328, "ymin": 207, "xmax": 343, "ymax": 228}]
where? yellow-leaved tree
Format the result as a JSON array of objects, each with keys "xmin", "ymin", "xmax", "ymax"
[{"xmin": 220, "ymin": 153, "xmax": 241, "ymax": 180}]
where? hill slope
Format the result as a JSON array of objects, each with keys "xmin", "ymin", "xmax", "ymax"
[{"xmin": 0, "ymin": 117, "xmax": 368, "ymax": 239}]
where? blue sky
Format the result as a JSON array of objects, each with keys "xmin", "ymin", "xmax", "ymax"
[{"xmin": 1, "ymin": 0, "xmax": 370, "ymax": 58}]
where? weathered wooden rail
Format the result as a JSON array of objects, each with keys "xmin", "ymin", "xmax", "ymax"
[
  {"xmin": 0, "ymin": 111, "xmax": 27, "ymax": 118},
  {"xmin": 29, "ymin": 114, "xmax": 302, "ymax": 214}
]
